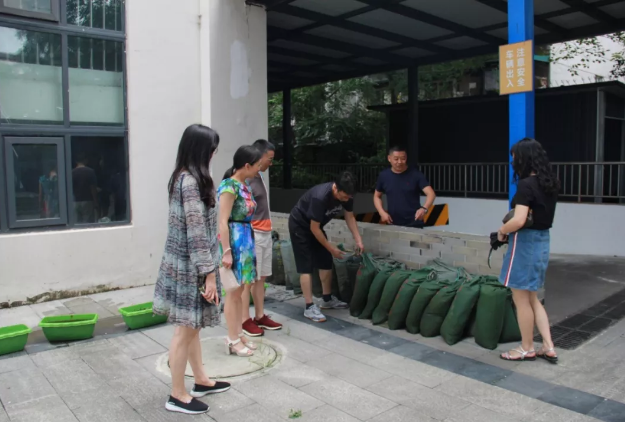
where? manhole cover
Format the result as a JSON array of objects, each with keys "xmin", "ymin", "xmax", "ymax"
[{"xmin": 156, "ymin": 336, "xmax": 281, "ymax": 380}]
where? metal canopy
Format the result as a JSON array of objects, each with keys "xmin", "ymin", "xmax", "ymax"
[{"xmin": 253, "ymin": 0, "xmax": 625, "ymax": 92}]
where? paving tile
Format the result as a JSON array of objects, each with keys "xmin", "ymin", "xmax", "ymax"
[
  {"xmin": 444, "ymin": 404, "xmax": 520, "ymax": 422},
  {"xmin": 0, "ymin": 352, "xmax": 35, "ymax": 375},
  {"xmin": 368, "ymin": 405, "xmax": 435, "ymax": 422},
  {"xmin": 533, "ymin": 401, "xmax": 606, "ymax": 422},
  {"xmin": 315, "ymin": 334, "xmax": 389, "ymax": 365},
  {"xmin": 269, "ymin": 357, "xmax": 330, "ymax": 388},
  {"xmin": 494, "ymin": 372, "xmax": 553, "ymax": 399},
  {"xmin": 306, "ymin": 352, "xmax": 392, "ymax": 388},
  {"xmin": 0, "ymin": 405, "xmax": 7, "ymax": 422},
  {"xmin": 389, "ymin": 341, "xmax": 436, "ymax": 361},
  {"xmin": 300, "ymin": 377, "xmax": 397, "ymax": 420},
  {"xmin": 141, "ymin": 324, "xmax": 175, "ymax": 348},
  {"xmin": 371, "ymin": 353, "xmax": 457, "ymax": 388},
  {"xmin": 136, "ymin": 400, "xmax": 215, "ymax": 421},
  {"xmin": 211, "ymin": 403, "xmax": 281, "ymax": 422},
  {"xmin": 5, "ymin": 395, "xmax": 78, "ymax": 422},
  {"xmin": 72, "ymin": 396, "xmax": 146, "ymax": 422},
  {"xmin": 0, "ymin": 305, "xmax": 41, "ymax": 329},
  {"xmin": 235, "ymin": 375, "xmax": 323, "ymax": 419},
  {"xmin": 457, "ymin": 360, "xmax": 512, "ymax": 384},
  {"xmin": 366, "ymin": 375, "xmax": 470, "ymax": 420},
  {"xmin": 81, "ymin": 349, "xmax": 152, "ymax": 382},
  {"xmin": 436, "ymin": 375, "xmax": 544, "ymax": 418},
  {"xmin": 0, "ymin": 367, "xmax": 55, "ymax": 406},
  {"xmin": 65, "ymin": 303, "xmax": 115, "ymax": 318},
  {"xmin": 106, "ymin": 373, "xmax": 171, "ymax": 409},
  {"xmin": 59, "ymin": 385, "xmax": 122, "ymax": 411},
  {"xmin": 134, "ymin": 353, "xmax": 173, "ymax": 385},
  {"xmin": 42, "ymin": 358, "xmax": 107, "ymax": 407},
  {"xmin": 358, "ymin": 330, "xmax": 409, "ymax": 351},
  {"xmin": 194, "ymin": 388, "xmax": 253, "ymax": 419},
  {"xmin": 29, "ymin": 301, "xmax": 72, "ymax": 319},
  {"xmin": 294, "ymin": 404, "xmax": 360, "ymax": 422},
  {"xmin": 538, "ymin": 385, "xmax": 606, "ymax": 416},
  {"xmin": 108, "ymin": 332, "xmax": 167, "ymax": 359},
  {"xmin": 267, "ymin": 332, "xmax": 332, "ymax": 363},
  {"xmin": 588, "ymin": 399, "xmax": 625, "ymax": 422},
  {"xmin": 267, "ymin": 319, "xmax": 332, "ymax": 343}
]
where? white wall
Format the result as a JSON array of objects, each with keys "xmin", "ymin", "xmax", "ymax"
[
  {"xmin": 0, "ymin": 0, "xmax": 269, "ymax": 304},
  {"xmin": 0, "ymin": 0, "xmax": 203, "ymax": 303}
]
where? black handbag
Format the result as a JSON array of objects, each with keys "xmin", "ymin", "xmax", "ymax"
[{"xmin": 488, "ymin": 209, "xmax": 533, "ymax": 268}]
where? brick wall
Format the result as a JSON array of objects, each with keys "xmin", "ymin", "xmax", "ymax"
[{"xmin": 271, "ymin": 212, "xmax": 506, "ymax": 276}]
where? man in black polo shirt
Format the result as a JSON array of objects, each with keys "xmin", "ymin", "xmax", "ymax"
[
  {"xmin": 374, "ymin": 146, "xmax": 436, "ymax": 228},
  {"xmin": 289, "ymin": 171, "xmax": 364, "ymax": 323}
]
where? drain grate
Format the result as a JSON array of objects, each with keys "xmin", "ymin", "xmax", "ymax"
[{"xmin": 534, "ymin": 288, "xmax": 625, "ymax": 350}]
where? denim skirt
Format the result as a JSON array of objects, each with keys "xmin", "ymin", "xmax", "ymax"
[{"xmin": 499, "ymin": 229, "xmax": 550, "ymax": 291}]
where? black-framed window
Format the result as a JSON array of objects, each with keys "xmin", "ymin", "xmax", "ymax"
[
  {"xmin": 0, "ymin": 0, "xmax": 60, "ymax": 22},
  {"xmin": 0, "ymin": 0, "xmax": 128, "ymax": 234}
]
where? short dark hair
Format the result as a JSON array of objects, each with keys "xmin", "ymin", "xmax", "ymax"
[
  {"xmin": 388, "ymin": 145, "xmax": 407, "ymax": 155},
  {"xmin": 253, "ymin": 139, "xmax": 275, "ymax": 154},
  {"xmin": 335, "ymin": 171, "xmax": 356, "ymax": 196}
]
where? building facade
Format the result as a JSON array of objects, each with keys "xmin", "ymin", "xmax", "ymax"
[{"xmin": 0, "ymin": 0, "xmax": 268, "ymax": 305}]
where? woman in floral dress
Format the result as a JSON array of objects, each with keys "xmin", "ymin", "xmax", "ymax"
[
  {"xmin": 153, "ymin": 124, "xmax": 230, "ymax": 415},
  {"xmin": 218, "ymin": 145, "xmax": 262, "ymax": 357}
]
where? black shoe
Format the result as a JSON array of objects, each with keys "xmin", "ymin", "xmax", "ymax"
[
  {"xmin": 190, "ymin": 381, "xmax": 231, "ymax": 398},
  {"xmin": 165, "ymin": 396, "xmax": 209, "ymax": 414}
]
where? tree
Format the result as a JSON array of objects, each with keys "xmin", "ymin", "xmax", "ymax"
[{"xmin": 551, "ymin": 32, "xmax": 625, "ymax": 78}]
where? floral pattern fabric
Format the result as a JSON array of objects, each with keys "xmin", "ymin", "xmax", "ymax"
[{"xmin": 217, "ymin": 178, "xmax": 257, "ymax": 285}]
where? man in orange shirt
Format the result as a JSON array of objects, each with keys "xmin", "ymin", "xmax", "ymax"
[{"xmin": 241, "ymin": 139, "xmax": 283, "ymax": 336}]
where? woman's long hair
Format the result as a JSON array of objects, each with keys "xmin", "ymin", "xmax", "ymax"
[
  {"xmin": 222, "ymin": 145, "xmax": 262, "ymax": 180},
  {"xmin": 511, "ymin": 138, "xmax": 560, "ymax": 194},
  {"xmin": 168, "ymin": 124, "xmax": 220, "ymax": 208}
]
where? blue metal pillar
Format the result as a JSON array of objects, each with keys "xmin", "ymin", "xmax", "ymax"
[{"xmin": 508, "ymin": 0, "xmax": 535, "ymax": 204}]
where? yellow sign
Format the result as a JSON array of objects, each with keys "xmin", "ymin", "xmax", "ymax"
[{"xmin": 499, "ymin": 40, "xmax": 533, "ymax": 95}]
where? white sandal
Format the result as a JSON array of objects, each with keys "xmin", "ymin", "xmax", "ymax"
[
  {"xmin": 238, "ymin": 333, "xmax": 258, "ymax": 351},
  {"xmin": 225, "ymin": 337, "xmax": 254, "ymax": 357},
  {"xmin": 500, "ymin": 346, "xmax": 536, "ymax": 361}
]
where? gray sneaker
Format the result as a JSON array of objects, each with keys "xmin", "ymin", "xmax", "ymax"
[
  {"xmin": 319, "ymin": 296, "xmax": 349, "ymax": 310},
  {"xmin": 304, "ymin": 304, "xmax": 327, "ymax": 323}
]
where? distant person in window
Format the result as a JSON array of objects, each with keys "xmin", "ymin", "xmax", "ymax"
[
  {"xmin": 39, "ymin": 166, "xmax": 59, "ymax": 218},
  {"xmin": 109, "ymin": 166, "xmax": 127, "ymax": 221},
  {"xmin": 498, "ymin": 138, "xmax": 559, "ymax": 364},
  {"xmin": 72, "ymin": 153, "xmax": 98, "ymax": 223},
  {"xmin": 153, "ymin": 124, "xmax": 230, "ymax": 415},
  {"xmin": 373, "ymin": 146, "xmax": 436, "ymax": 228}
]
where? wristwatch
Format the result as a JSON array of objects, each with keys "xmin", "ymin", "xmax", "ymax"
[{"xmin": 420, "ymin": 207, "xmax": 428, "ymax": 212}]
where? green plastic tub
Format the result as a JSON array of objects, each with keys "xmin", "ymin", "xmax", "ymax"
[
  {"xmin": 119, "ymin": 302, "xmax": 167, "ymax": 330},
  {"xmin": 0, "ymin": 324, "xmax": 31, "ymax": 356},
  {"xmin": 39, "ymin": 314, "xmax": 99, "ymax": 342}
]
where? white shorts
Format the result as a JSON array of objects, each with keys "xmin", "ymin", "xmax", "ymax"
[{"xmin": 254, "ymin": 230, "xmax": 272, "ymax": 279}]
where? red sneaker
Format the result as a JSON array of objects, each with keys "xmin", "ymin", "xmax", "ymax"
[
  {"xmin": 255, "ymin": 314, "xmax": 283, "ymax": 331},
  {"xmin": 242, "ymin": 318, "xmax": 264, "ymax": 337}
]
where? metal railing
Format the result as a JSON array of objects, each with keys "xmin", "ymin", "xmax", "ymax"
[{"xmin": 270, "ymin": 162, "xmax": 625, "ymax": 203}]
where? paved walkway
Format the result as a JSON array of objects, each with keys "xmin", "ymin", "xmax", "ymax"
[{"xmin": 1, "ymin": 286, "xmax": 625, "ymax": 422}]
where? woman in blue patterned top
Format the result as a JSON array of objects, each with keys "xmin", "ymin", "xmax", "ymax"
[
  {"xmin": 153, "ymin": 124, "xmax": 231, "ymax": 415},
  {"xmin": 218, "ymin": 145, "xmax": 262, "ymax": 357}
]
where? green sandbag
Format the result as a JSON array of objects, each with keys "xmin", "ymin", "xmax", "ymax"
[
  {"xmin": 372, "ymin": 270, "xmax": 414, "ymax": 325},
  {"xmin": 441, "ymin": 279, "xmax": 481, "ymax": 345},
  {"xmin": 280, "ymin": 240, "xmax": 302, "ymax": 295},
  {"xmin": 499, "ymin": 292, "xmax": 522, "ymax": 343},
  {"xmin": 349, "ymin": 253, "xmax": 378, "ymax": 317},
  {"xmin": 346, "ymin": 257, "xmax": 363, "ymax": 295},
  {"xmin": 387, "ymin": 276, "xmax": 423, "ymax": 330},
  {"xmin": 405, "ymin": 280, "xmax": 443, "ymax": 334},
  {"xmin": 267, "ymin": 235, "xmax": 286, "ymax": 286},
  {"xmin": 334, "ymin": 256, "xmax": 353, "ymax": 303},
  {"xmin": 420, "ymin": 281, "xmax": 461, "ymax": 337},
  {"xmin": 474, "ymin": 283, "xmax": 508, "ymax": 350},
  {"xmin": 359, "ymin": 268, "xmax": 395, "ymax": 320}
]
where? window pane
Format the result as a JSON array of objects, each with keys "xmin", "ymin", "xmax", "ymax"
[
  {"xmin": 10, "ymin": 143, "xmax": 60, "ymax": 221},
  {"xmin": 0, "ymin": 26, "xmax": 62, "ymax": 125},
  {"xmin": 68, "ymin": 36, "xmax": 124, "ymax": 126},
  {"xmin": 66, "ymin": 0, "xmax": 123, "ymax": 32},
  {"xmin": 4, "ymin": 0, "xmax": 52, "ymax": 14},
  {"xmin": 71, "ymin": 136, "xmax": 127, "ymax": 224}
]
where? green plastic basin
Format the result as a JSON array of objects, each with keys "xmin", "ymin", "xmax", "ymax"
[
  {"xmin": 119, "ymin": 302, "xmax": 167, "ymax": 330},
  {"xmin": 0, "ymin": 324, "xmax": 31, "ymax": 356},
  {"xmin": 39, "ymin": 314, "xmax": 98, "ymax": 342}
]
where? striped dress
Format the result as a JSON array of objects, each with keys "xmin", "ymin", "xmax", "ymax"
[{"xmin": 153, "ymin": 172, "xmax": 221, "ymax": 329}]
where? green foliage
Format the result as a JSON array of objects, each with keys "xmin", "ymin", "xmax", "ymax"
[
  {"xmin": 288, "ymin": 409, "xmax": 303, "ymax": 419},
  {"xmin": 552, "ymin": 33, "xmax": 625, "ymax": 78}
]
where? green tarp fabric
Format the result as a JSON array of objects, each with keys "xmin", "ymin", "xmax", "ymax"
[
  {"xmin": 280, "ymin": 240, "xmax": 302, "ymax": 295},
  {"xmin": 499, "ymin": 292, "xmax": 522, "ymax": 343},
  {"xmin": 372, "ymin": 270, "xmax": 415, "ymax": 325},
  {"xmin": 420, "ymin": 281, "xmax": 461, "ymax": 337},
  {"xmin": 387, "ymin": 275, "xmax": 424, "ymax": 330},
  {"xmin": 474, "ymin": 277, "xmax": 508, "ymax": 350},
  {"xmin": 359, "ymin": 268, "xmax": 395, "ymax": 320},
  {"xmin": 348, "ymin": 253, "xmax": 377, "ymax": 317},
  {"xmin": 267, "ymin": 232, "xmax": 285, "ymax": 286},
  {"xmin": 405, "ymin": 279, "xmax": 444, "ymax": 334},
  {"xmin": 440, "ymin": 279, "xmax": 481, "ymax": 345}
]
